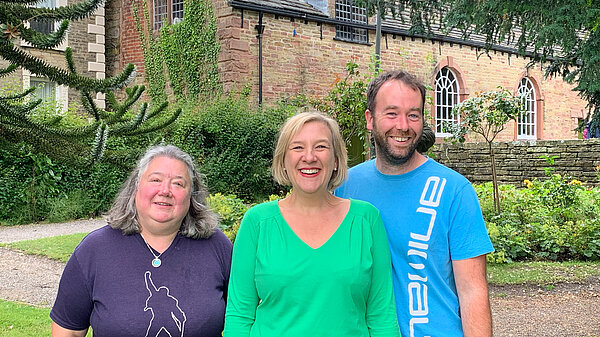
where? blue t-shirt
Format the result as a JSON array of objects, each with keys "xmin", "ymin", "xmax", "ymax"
[
  {"xmin": 51, "ymin": 225, "xmax": 232, "ymax": 337},
  {"xmin": 335, "ymin": 158, "xmax": 494, "ymax": 337}
]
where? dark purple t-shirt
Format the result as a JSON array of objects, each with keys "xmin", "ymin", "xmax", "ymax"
[{"xmin": 51, "ymin": 225, "xmax": 232, "ymax": 337}]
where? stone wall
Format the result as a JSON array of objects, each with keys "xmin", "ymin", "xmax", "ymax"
[{"xmin": 430, "ymin": 138, "xmax": 600, "ymax": 186}]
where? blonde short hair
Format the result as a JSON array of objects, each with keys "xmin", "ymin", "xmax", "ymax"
[{"xmin": 271, "ymin": 112, "xmax": 348, "ymax": 191}]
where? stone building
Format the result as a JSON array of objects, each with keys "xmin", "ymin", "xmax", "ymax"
[
  {"xmin": 1, "ymin": 0, "xmax": 107, "ymax": 109},
  {"xmin": 107, "ymin": 0, "xmax": 588, "ymax": 141}
]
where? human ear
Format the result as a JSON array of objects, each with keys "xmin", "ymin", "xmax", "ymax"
[{"xmin": 365, "ymin": 109, "xmax": 374, "ymax": 131}]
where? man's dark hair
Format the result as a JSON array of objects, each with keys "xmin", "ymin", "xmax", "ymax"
[
  {"xmin": 366, "ymin": 70, "xmax": 434, "ymax": 153},
  {"xmin": 366, "ymin": 70, "xmax": 427, "ymax": 115}
]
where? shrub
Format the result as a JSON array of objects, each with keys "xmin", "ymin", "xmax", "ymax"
[
  {"xmin": 165, "ymin": 93, "xmax": 290, "ymax": 202},
  {"xmin": 207, "ymin": 193, "xmax": 249, "ymax": 231},
  {"xmin": 46, "ymin": 189, "xmax": 99, "ymax": 223},
  {"xmin": 207, "ymin": 193, "xmax": 250, "ymax": 242},
  {"xmin": 0, "ymin": 141, "xmax": 130, "ymax": 225},
  {"xmin": 0, "ymin": 142, "xmax": 61, "ymax": 224},
  {"xmin": 476, "ymin": 180, "xmax": 600, "ymax": 263}
]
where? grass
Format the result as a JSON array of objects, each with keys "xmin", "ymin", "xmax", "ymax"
[
  {"xmin": 0, "ymin": 299, "xmax": 51, "ymax": 337},
  {"xmin": 0, "ymin": 300, "xmax": 92, "ymax": 337},
  {"xmin": 488, "ymin": 260, "xmax": 600, "ymax": 285},
  {"xmin": 0, "ymin": 233, "xmax": 88, "ymax": 262}
]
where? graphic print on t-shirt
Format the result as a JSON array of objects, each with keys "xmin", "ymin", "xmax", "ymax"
[{"xmin": 144, "ymin": 271, "xmax": 187, "ymax": 337}]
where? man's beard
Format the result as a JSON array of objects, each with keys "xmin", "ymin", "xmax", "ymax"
[{"xmin": 372, "ymin": 125, "xmax": 421, "ymax": 167}]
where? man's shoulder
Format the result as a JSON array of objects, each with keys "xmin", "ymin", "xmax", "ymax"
[
  {"xmin": 424, "ymin": 158, "xmax": 471, "ymax": 184},
  {"xmin": 347, "ymin": 159, "xmax": 376, "ymax": 178}
]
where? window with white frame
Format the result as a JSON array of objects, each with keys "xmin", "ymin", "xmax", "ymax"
[
  {"xmin": 335, "ymin": 0, "xmax": 368, "ymax": 44},
  {"xmin": 30, "ymin": 77, "xmax": 56, "ymax": 102},
  {"xmin": 30, "ymin": 0, "xmax": 56, "ymax": 34},
  {"xmin": 153, "ymin": 0, "xmax": 184, "ymax": 31},
  {"xmin": 517, "ymin": 77, "xmax": 537, "ymax": 139},
  {"xmin": 434, "ymin": 67, "xmax": 460, "ymax": 136},
  {"xmin": 24, "ymin": 70, "xmax": 68, "ymax": 112}
]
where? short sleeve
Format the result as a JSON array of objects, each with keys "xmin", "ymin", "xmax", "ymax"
[
  {"xmin": 50, "ymin": 253, "xmax": 93, "ymax": 330},
  {"xmin": 449, "ymin": 184, "xmax": 494, "ymax": 261}
]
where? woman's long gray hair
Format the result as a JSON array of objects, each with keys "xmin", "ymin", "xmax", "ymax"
[{"xmin": 106, "ymin": 144, "xmax": 219, "ymax": 239}]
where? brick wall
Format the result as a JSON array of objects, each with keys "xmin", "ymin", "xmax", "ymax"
[
  {"xmin": 216, "ymin": 7, "xmax": 586, "ymax": 140},
  {"xmin": 429, "ymin": 138, "xmax": 600, "ymax": 186},
  {"xmin": 105, "ymin": 0, "xmax": 122, "ymax": 77},
  {"xmin": 115, "ymin": 0, "xmax": 146, "ymax": 86},
  {"xmin": 110, "ymin": 0, "xmax": 589, "ymax": 140}
]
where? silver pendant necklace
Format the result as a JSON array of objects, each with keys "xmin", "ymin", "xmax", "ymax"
[{"xmin": 141, "ymin": 235, "xmax": 164, "ymax": 268}]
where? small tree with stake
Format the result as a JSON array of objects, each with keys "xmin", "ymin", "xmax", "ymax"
[
  {"xmin": 448, "ymin": 88, "xmax": 523, "ymax": 214},
  {"xmin": 0, "ymin": 0, "xmax": 180, "ymax": 163}
]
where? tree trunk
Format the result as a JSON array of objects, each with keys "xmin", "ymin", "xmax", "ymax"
[{"xmin": 489, "ymin": 142, "xmax": 501, "ymax": 214}]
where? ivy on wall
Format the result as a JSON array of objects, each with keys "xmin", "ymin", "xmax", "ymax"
[{"xmin": 132, "ymin": 0, "xmax": 221, "ymax": 105}]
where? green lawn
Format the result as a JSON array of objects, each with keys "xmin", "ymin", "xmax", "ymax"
[
  {"xmin": 0, "ymin": 300, "xmax": 51, "ymax": 337},
  {"xmin": 0, "ymin": 232, "xmax": 88, "ymax": 263},
  {"xmin": 488, "ymin": 260, "xmax": 600, "ymax": 285}
]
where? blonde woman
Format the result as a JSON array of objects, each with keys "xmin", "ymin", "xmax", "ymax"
[{"xmin": 224, "ymin": 112, "xmax": 399, "ymax": 337}]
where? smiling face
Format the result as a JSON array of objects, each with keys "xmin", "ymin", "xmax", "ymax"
[
  {"xmin": 367, "ymin": 79, "xmax": 425, "ymax": 174},
  {"xmin": 134, "ymin": 156, "xmax": 192, "ymax": 235},
  {"xmin": 284, "ymin": 121, "xmax": 336, "ymax": 195}
]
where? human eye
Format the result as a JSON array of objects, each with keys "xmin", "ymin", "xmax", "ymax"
[{"xmin": 408, "ymin": 112, "xmax": 421, "ymax": 121}]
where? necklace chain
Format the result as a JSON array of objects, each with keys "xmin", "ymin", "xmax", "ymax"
[{"xmin": 141, "ymin": 235, "xmax": 164, "ymax": 268}]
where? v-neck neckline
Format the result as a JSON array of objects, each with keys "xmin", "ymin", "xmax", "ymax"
[{"xmin": 275, "ymin": 199, "xmax": 352, "ymax": 250}]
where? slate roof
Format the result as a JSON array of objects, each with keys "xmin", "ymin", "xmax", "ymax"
[
  {"xmin": 381, "ymin": 12, "xmax": 523, "ymax": 53},
  {"xmin": 230, "ymin": 0, "xmax": 328, "ymax": 17},
  {"xmin": 230, "ymin": 0, "xmax": 542, "ymax": 55}
]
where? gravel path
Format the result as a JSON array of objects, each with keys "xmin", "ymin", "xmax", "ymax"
[
  {"xmin": 0, "ymin": 218, "xmax": 106, "ymax": 244},
  {"xmin": 1, "ymin": 220, "xmax": 599, "ymax": 336},
  {"xmin": 0, "ymin": 219, "xmax": 105, "ymax": 307},
  {"xmin": 490, "ymin": 281, "xmax": 600, "ymax": 337}
]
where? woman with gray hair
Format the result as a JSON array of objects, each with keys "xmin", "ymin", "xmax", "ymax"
[{"xmin": 51, "ymin": 144, "xmax": 232, "ymax": 337}]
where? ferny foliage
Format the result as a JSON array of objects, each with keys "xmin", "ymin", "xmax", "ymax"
[{"xmin": 0, "ymin": 0, "xmax": 179, "ymax": 162}]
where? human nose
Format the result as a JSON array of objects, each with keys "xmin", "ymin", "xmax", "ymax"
[
  {"xmin": 395, "ymin": 114, "xmax": 409, "ymax": 131},
  {"xmin": 302, "ymin": 148, "xmax": 317, "ymax": 162},
  {"xmin": 158, "ymin": 181, "xmax": 172, "ymax": 196}
]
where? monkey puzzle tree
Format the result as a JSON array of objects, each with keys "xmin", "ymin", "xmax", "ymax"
[{"xmin": 0, "ymin": 0, "xmax": 179, "ymax": 162}]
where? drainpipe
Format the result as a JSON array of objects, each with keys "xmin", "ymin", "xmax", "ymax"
[
  {"xmin": 255, "ymin": 11, "xmax": 265, "ymax": 105},
  {"xmin": 374, "ymin": 2, "xmax": 381, "ymax": 72}
]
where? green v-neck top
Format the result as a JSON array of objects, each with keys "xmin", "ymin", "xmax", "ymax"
[{"xmin": 224, "ymin": 199, "xmax": 399, "ymax": 337}]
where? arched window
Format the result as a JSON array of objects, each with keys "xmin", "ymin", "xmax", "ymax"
[
  {"xmin": 517, "ymin": 77, "xmax": 537, "ymax": 139},
  {"xmin": 434, "ymin": 67, "xmax": 460, "ymax": 137}
]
